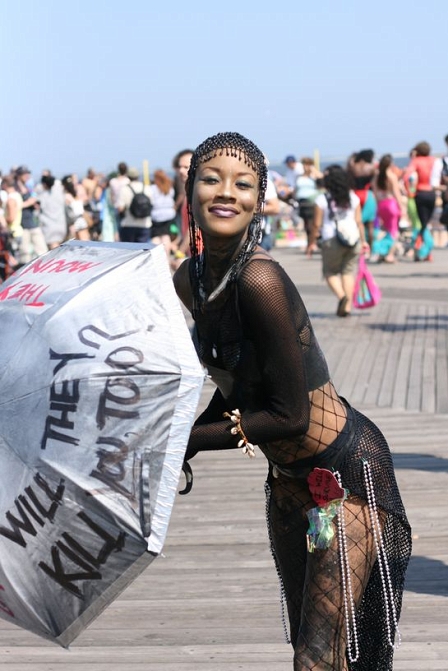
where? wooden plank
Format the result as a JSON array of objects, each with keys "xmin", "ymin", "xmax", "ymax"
[
  {"xmin": 435, "ymin": 305, "xmax": 448, "ymax": 413},
  {"xmin": 391, "ymin": 304, "xmax": 416, "ymax": 409},
  {"xmin": 421, "ymin": 304, "xmax": 437, "ymax": 413},
  {"xmin": 363, "ymin": 303, "xmax": 395, "ymax": 405},
  {"xmin": 377, "ymin": 301, "xmax": 408, "ymax": 407},
  {"xmin": 331, "ymin": 321, "xmax": 371, "ymax": 400},
  {"xmin": 406, "ymin": 304, "xmax": 426, "ymax": 411},
  {"xmin": 348, "ymin": 305, "xmax": 390, "ymax": 405}
]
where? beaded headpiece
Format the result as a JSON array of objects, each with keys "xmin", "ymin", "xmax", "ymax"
[{"xmin": 186, "ymin": 132, "xmax": 268, "ymax": 310}]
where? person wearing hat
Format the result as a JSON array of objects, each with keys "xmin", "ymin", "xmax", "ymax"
[
  {"xmin": 117, "ymin": 167, "xmax": 152, "ymax": 243},
  {"xmin": 284, "ymin": 154, "xmax": 304, "ymax": 191},
  {"xmin": 15, "ymin": 166, "xmax": 48, "ymax": 263}
]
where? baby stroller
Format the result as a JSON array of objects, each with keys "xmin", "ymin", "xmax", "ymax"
[{"xmin": 0, "ymin": 231, "xmax": 19, "ymax": 283}]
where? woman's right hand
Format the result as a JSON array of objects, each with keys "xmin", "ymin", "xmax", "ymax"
[{"xmin": 361, "ymin": 241, "xmax": 370, "ymax": 254}]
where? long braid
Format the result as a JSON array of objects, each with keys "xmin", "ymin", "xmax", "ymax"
[{"xmin": 186, "ymin": 132, "xmax": 268, "ymax": 312}]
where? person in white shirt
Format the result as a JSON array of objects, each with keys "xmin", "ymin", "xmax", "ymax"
[
  {"xmin": 259, "ymin": 177, "xmax": 280, "ymax": 250},
  {"xmin": 149, "ymin": 169, "xmax": 177, "ymax": 259},
  {"xmin": 283, "ymin": 154, "xmax": 304, "ymax": 191},
  {"xmin": 312, "ymin": 165, "xmax": 369, "ymax": 316}
]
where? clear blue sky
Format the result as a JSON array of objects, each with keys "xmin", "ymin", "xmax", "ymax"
[{"xmin": 2, "ymin": 0, "xmax": 447, "ymax": 178}]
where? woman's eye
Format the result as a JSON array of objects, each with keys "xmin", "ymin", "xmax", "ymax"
[
  {"xmin": 202, "ymin": 176, "xmax": 219, "ymax": 184},
  {"xmin": 236, "ymin": 181, "xmax": 253, "ymax": 189}
]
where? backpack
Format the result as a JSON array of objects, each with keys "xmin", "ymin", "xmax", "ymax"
[
  {"xmin": 326, "ymin": 194, "xmax": 360, "ymax": 248},
  {"xmin": 128, "ymin": 184, "xmax": 152, "ymax": 219}
]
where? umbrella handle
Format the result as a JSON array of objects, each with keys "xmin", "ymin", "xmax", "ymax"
[
  {"xmin": 140, "ymin": 449, "xmax": 152, "ymax": 537},
  {"xmin": 179, "ymin": 459, "xmax": 194, "ymax": 495}
]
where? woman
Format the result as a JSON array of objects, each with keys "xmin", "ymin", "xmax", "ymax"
[
  {"xmin": 149, "ymin": 169, "xmax": 177, "ymax": 258},
  {"xmin": 99, "ymin": 175, "xmax": 120, "ymax": 242},
  {"xmin": 2, "ymin": 175, "xmax": 22, "ymax": 272},
  {"xmin": 37, "ymin": 175, "xmax": 67, "ymax": 249},
  {"xmin": 295, "ymin": 157, "xmax": 321, "ymax": 256},
  {"xmin": 405, "ymin": 149, "xmax": 421, "ymax": 234},
  {"xmin": 403, "ymin": 141, "xmax": 442, "ymax": 261},
  {"xmin": 347, "ymin": 150, "xmax": 377, "ymax": 246},
  {"xmin": 61, "ymin": 175, "xmax": 90, "ymax": 241},
  {"xmin": 312, "ymin": 165, "xmax": 369, "ymax": 317},
  {"xmin": 371, "ymin": 155, "xmax": 406, "ymax": 263},
  {"xmin": 174, "ymin": 132, "xmax": 411, "ymax": 671}
]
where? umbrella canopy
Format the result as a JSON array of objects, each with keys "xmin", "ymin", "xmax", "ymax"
[{"xmin": 0, "ymin": 241, "xmax": 203, "ymax": 646}]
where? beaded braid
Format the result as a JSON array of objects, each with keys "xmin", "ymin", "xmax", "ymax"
[{"xmin": 185, "ymin": 132, "xmax": 268, "ymax": 312}]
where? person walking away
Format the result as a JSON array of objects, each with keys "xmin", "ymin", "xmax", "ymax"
[
  {"xmin": 14, "ymin": 166, "xmax": 48, "ymax": 263},
  {"xmin": 371, "ymin": 155, "xmax": 406, "ymax": 263},
  {"xmin": 295, "ymin": 157, "xmax": 321, "ymax": 257},
  {"xmin": 117, "ymin": 167, "xmax": 152, "ymax": 243},
  {"xmin": 109, "ymin": 162, "xmax": 130, "ymax": 234},
  {"xmin": 173, "ymin": 131, "xmax": 411, "ymax": 671},
  {"xmin": 347, "ymin": 150, "xmax": 377, "ymax": 247},
  {"xmin": 312, "ymin": 164, "xmax": 369, "ymax": 316},
  {"xmin": 403, "ymin": 141, "xmax": 443, "ymax": 261},
  {"xmin": 149, "ymin": 170, "xmax": 177, "ymax": 259},
  {"xmin": 99, "ymin": 176, "xmax": 120, "ymax": 242},
  {"xmin": 37, "ymin": 174, "xmax": 67, "ymax": 249}
]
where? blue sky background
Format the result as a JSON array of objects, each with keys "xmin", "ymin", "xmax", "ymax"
[{"xmin": 2, "ymin": 0, "xmax": 447, "ymax": 178}]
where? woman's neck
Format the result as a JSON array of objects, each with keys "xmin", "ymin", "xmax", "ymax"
[{"xmin": 202, "ymin": 233, "xmax": 247, "ymax": 285}]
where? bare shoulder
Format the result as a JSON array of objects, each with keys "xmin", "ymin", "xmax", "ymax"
[
  {"xmin": 386, "ymin": 167, "xmax": 400, "ymax": 184},
  {"xmin": 173, "ymin": 258, "xmax": 193, "ymax": 312}
]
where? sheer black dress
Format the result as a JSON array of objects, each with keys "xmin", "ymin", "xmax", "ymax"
[{"xmin": 181, "ymin": 254, "xmax": 411, "ymax": 671}]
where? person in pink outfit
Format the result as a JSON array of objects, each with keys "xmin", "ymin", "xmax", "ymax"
[{"xmin": 371, "ymin": 155, "xmax": 406, "ymax": 263}]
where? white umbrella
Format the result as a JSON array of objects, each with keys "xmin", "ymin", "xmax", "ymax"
[{"xmin": 0, "ymin": 241, "xmax": 203, "ymax": 646}]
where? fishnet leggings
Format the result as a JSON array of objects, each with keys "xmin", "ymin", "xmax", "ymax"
[
  {"xmin": 266, "ymin": 409, "xmax": 411, "ymax": 671},
  {"xmin": 268, "ymin": 481, "xmax": 380, "ymax": 670}
]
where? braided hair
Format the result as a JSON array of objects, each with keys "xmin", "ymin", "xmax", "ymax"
[{"xmin": 185, "ymin": 132, "xmax": 268, "ymax": 310}]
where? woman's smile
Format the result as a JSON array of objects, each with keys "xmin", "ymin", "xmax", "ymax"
[{"xmin": 208, "ymin": 205, "xmax": 239, "ymax": 217}]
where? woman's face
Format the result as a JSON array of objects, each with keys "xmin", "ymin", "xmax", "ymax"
[
  {"xmin": 303, "ymin": 163, "xmax": 313, "ymax": 176},
  {"xmin": 177, "ymin": 152, "xmax": 192, "ymax": 185},
  {"xmin": 192, "ymin": 153, "xmax": 259, "ymax": 239}
]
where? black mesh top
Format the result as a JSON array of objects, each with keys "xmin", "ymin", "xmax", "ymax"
[{"xmin": 187, "ymin": 257, "xmax": 333, "ymax": 458}]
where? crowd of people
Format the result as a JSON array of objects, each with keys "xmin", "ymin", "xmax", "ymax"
[
  {"xmin": 1, "ymin": 136, "xmax": 447, "ymax": 286},
  {"xmin": 271, "ymin": 137, "xmax": 448, "ymax": 262},
  {"xmin": 0, "ymin": 152, "xmax": 195, "ymax": 280},
  {"xmin": 264, "ymin": 137, "xmax": 448, "ymax": 315}
]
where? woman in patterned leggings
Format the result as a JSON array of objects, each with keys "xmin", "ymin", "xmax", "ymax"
[{"xmin": 174, "ymin": 132, "xmax": 411, "ymax": 671}]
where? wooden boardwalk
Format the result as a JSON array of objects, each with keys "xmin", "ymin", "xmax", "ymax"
[{"xmin": 1, "ymin": 247, "xmax": 447, "ymax": 670}]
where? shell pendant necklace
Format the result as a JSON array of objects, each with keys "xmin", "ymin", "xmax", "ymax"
[
  {"xmin": 199, "ymin": 238, "xmax": 247, "ymax": 359},
  {"xmin": 199, "ymin": 269, "xmax": 233, "ymax": 361}
]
